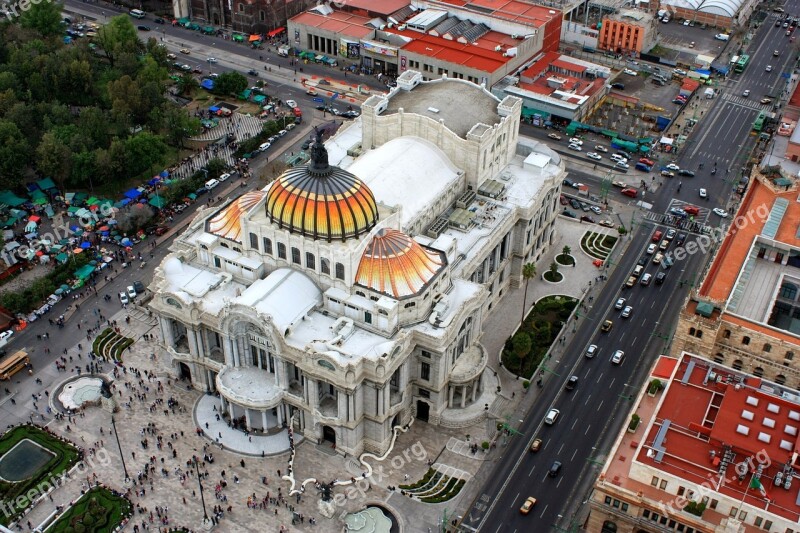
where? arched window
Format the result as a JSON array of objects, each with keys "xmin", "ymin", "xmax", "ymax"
[
  {"xmin": 695, "ymin": 329, "xmax": 703, "ymax": 339},
  {"xmin": 742, "ymin": 336, "xmax": 750, "ymax": 346},
  {"xmin": 263, "ymin": 238, "xmax": 273, "ymax": 255},
  {"xmin": 291, "ymin": 247, "xmax": 301, "ymax": 264},
  {"xmin": 714, "ymin": 353, "xmax": 725, "ymax": 363},
  {"xmin": 259, "ymin": 10, "xmax": 265, "ymax": 21},
  {"xmin": 763, "ymin": 343, "xmax": 772, "ymax": 353},
  {"xmin": 321, "ymin": 258, "xmax": 330, "ymax": 275},
  {"xmin": 335, "ymin": 262, "xmax": 345, "ymax": 280},
  {"xmin": 277, "ymin": 243, "xmax": 286, "ymax": 259},
  {"xmin": 249, "ymin": 233, "xmax": 259, "ymax": 250},
  {"xmin": 779, "ymin": 282, "xmax": 798, "ymax": 300},
  {"xmin": 723, "ymin": 329, "xmax": 731, "ymax": 339},
  {"xmin": 775, "ymin": 374, "xmax": 787, "ymax": 385},
  {"xmin": 601, "ymin": 521, "xmax": 617, "ymax": 533},
  {"xmin": 786, "ymin": 351, "xmax": 794, "ymax": 361},
  {"xmin": 689, "ymin": 327, "xmax": 696, "ymax": 336},
  {"xmin": 306, "ymin": 253, "xmax": 315, "ymax": 270},
  {"xmin": 733, "ymin": 359, "xmax": 744, "ymax": 370},
  {"xmin": 754, "ymin": 367, "xmax": 764, "ymax": 378}
]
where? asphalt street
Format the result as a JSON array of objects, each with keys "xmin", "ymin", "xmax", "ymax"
[{"xmin": 461, "ymin": 9, "xmax": 795, "ymax": 533}]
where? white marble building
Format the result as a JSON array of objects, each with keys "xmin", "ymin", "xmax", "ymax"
[{"xmin": 149, "ymin": 71, "xmax": 566, "ymax": 456}]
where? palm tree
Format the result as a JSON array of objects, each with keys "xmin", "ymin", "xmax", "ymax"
[
  {"xmin": 549, "ymin": 262, "xmax": 560, "ymax": 281},
  {"xmin": 176, "ymin": 73, "xmax": 199, "ymax": 96},
  {"xmin": 521, "ymin": 263, "xmax": 537, "ymax": 326},
  {"xmin": 562, "ymin": 245, "xmax": 571, "ymax": 257}
]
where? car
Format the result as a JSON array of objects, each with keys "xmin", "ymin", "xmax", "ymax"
[
  {"xmin": 766, "ymin": 65, "xmax": 773, "ymax": 72},
  {"xmin": 611, "ymin": 350, "xmax": 625, "ymax": 364},
  {"xmin": 562, "ymin": 209, "xmax": 577, "ymax": 218},
  {"xmin": 670, "ymin": 207, "xmax": 687, "ymax": 217},
  {"xmin": 325, "ymin": 107, "xmax": 341, "ymax": 115},
  {"xmin": 258, "ymin": 142, "xmax": 271, "ymax": 152},
  {"xmin": 674, "ymin": 68, "xmax": 687, "ymax": 76},
  {"xmin": 676, "ymin": 232, "xmax": 686, "ymax": 245},
  {"xmin": 742, "ymin": 89, "xmax": 751, "ymax": 97},
  {"xmin": 610, "ymin": 153, "xmax": 626, "ymax": 162},
  {"xmin": 301, "ymin": 139, "xmax": 313, "ymax": 151},
  {"xmin": 530, "ymin": 438, "xmax": 543, "ymax": 452},
  {"xmin": 559, "ymin": 195, "xmax": 569, "ymax": 206},
  {"xmin": 761, "ymin": 98, "xmax": 773, "ymax": 105},
  {"xmin": 615, "ymin": 297, "xmax": 626, "ymax": 310},
  {"xmin": 637, "ymin": 257, "xmax": 647, "ymax": 267},
  {"xmin": 640, "ymin": 273, "xmax": 652, "ymax": 286},
  {"xmin": 621, "ymin": 188, "xmax": 638, "ymax": 198},
  {"xmin": 205, "ymin": 178, "xmax": 220, "ymax": 190},
  {"xmin": 565, "ymin": 375, "xmax": 579, "ymax": 390},
  {"xmin": 661, "ymin": 170, "xmax": 675, "ymax": 178},
  {"xmin": 623, "ymin": 68, "xmax": 637, "ymax": 76},
  {"xmin": 774, "ymin": 6, "xmax": 785, "ymax": 12},
  {"xmin": 666, "ymin": 163, "xmax": 680, "ymax": 171},
  {"xmin": 586, "ymin": 344, "xmax": 599, "ymax": 357},
  {"xmin": 713, "ymin": 208, "xmax": 729, "ymax": 218},
  {"xmin": 268, "ymin": 135, "xmax": 278, "ymax": 143},
  {"xmin": 563, "ymin": 179, "xmax": 577, "ymax": 189},
  {"xmin": 209, "ymin": 73, "xmax": 219, "ymax": 79},
  {"xmin": 699, "ymin": 188, "xmax": 708, "ymax": 198},
  {"xmin": 601, "ymin": 320, "xmax": 613, "ymax": 332},
  {"xmin": 192, "ymin": 67, "xmax": 203, "ymax": 74},
  {"xmin": 777, "ymin": 19, "xmax": 783, "ymax": 27},
  {"xmin": 341, "ymin": 110, "xmax": 360, "ymax": 119},
  {"xmin": 615, "ymin": 161, "xmax": 630, "ymax": 169},
  {"xmin": 568, "ymin": 143, "xmax": 582, "ymax": 151},
  {"xmin": 286, "ymin": 99, "xmax": 298, "ymax": 108},
  {"xmin": 218, "ymin": 172, "xmax": 232, "ymax": 182},
  {"xmin": 659, "ymin": 239, "xmax": 670, "ymax": 251},
  {"xmin": 180, "ymin": 48, "xmax": 190, "ymax": 54},
  {"xmin": 653, "ymin": 252, "xmax": 664, "ymax": 264},
  {"xmin": 548, "ymin": 461, "xmax": 562, "ymax": 477},
  {"xmin": 639, "ymin": 157, "xmax": 655, "ymax": 166},
  {"xmin": 655, "ymin": 271, "xmax": 667, "ymax": 285},
  {"xmin": 520, "ymin": 496, "xmax": 537, "ymax": 514},
  {"xmin": 579, "ymin": 201, "xmax": 590, "ymax": 212},
  {"xmin": 683, "ymin": 19, "xmax": 690, "ymax": 26},
  {"xmin": 179, "ymin": 64, "xmax": 191, "ymax": 71},
  {"xmin": 133, "ymin": 281, "xmax": 146, "ymax": 294},
  {"xmin": 568, "ymin": 199, "xmax": 580, "ymax": 210},
  {"xmin": 587, "ymin": 152, "xmax": 602, "ymax": 160},
  {"xmin": 569, "ymin": 138, "xmax": 583, "ymax": 145},
  {"xmin": 610, "ymin": 82, "xmax": 625, "ymax": 90},
  {"xmin": 548, "ymin": 133, "xmax": 562, "ymax": 140},
  {"xmin": 580, "ymin": 215, "xmax": 595, "ymax": 223},
  {"xmin": 684, "ymin": 205, "xmax": 700, "ymax": 216},
  {"xmin": 126, "ymin": 285, "xmax": 137, "ymax": 299},
  {"xmin": 155, "ymin": 226, "xmax": 170, "ymax": 236},
  {"xmin": 137, "ymin": 25, "xmax": 151, "ymax": 31},
  {"xmin": 621, "ymin": 305, "xmax": 633, "ymax": 319},
  {"xmin": 678, "ymin": 169, "xmax": 695, "ymax": 177},
  {"xmin": 590, "ymin": 205, "xmax": 602, "ymax": 215},
  {"xmin": 599, "ymin": 219, "xmax": 614, "ymax": 228},
  {"xmin": 647, "ymin": 243, "xmax": 657, "ymax": 254},
  {"xmin": 207, "ymin": 57, "xmax": 218, "ymax": 63},
  {"xmin": 544, "ymin": 408, "xmax": 560, "ymax": 425},
  {"xmin": 665, "ymin": 229, "xmax": 677, "ymax": 241},
  {"xmin": 0, "ymin": 330, "xmax": 13, "ymax": 342},
  {"xmin": 774, "ymin": 50, "xmax": 780, "ymax": 56},
  {"xmin": 594, "ymin": 145, "xmax": 608, "ymax": 153},
  {"xmin": 278, "ymin": 129, "xmax": 288, "ymax": 137},
  {"xmin": 174, "ymin": 203, "xmax": 187, "ymax": 213},
  {"xmin": 154, "ymin": 17, "xmax": 165, "ymax": 24},
  {"xmin": 652, "ymin": 230, "xmax": 663, "ymax": 242},
  {"xmin": 119, "ymin": 292, "xmax": 129, "ymax": 305},
  {"xmin": 247, "ymin": 69, "xmax": 259, "ymax": 76},
  {"xmin": 167, "ymin": 53, "xmax": 177, "ymax": 59}
]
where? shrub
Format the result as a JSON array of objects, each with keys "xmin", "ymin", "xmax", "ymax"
[
  {"xmin": 522, "ymin": 380, "xmax": 530, "ymax": 389},
  {"xmin": 628, "ymin": 414, "xmax": 641, "ymax": 431},
  {"xmin": 648, "ymin": 379, "xmax": 663, "ymax": 394},
  {"xmin": 618, "ymin": 226, "xmax": 628, "ymax": 235},
  {"xmin": 481, "ymin": 441, "xmax": 489, "ymax": 450}
]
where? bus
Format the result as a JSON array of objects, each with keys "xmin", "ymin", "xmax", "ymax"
[
  {"xmin": 0, "ymin": 350, "xmax": 29, "ymax": 380},
  {"xmin": 734, "ymin": 55, "xmax": 750, "ymax": 73},
  {"xmin": 753, "ymin": 111, "xmax": 766, "ymax": 132},
  {"xmin": 129, "ymin": 9, "xmax": 146, "ymax": 19}
]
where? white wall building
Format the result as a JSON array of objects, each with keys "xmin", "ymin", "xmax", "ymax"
[{"xmin": 149, "ymin": 71, "xmax": 566, "ymax": 456}]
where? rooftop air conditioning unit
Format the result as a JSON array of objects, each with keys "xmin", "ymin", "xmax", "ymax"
[
  {"xmin": 495, "ymin": 45, "xmax": 502, "ymax": 52},
  {"xmin": 398, "ymin": 24, "xmax": 406, "ymax": 30}
]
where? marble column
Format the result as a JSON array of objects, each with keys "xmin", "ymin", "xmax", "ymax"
[
  {"xmin": 471, "ymin": 380, "xmax": 478, "ymax": 403},
  {"xmin": 448, "ymin": 385, "xmax": 454, "ymax": 408},
  {"xmin": 187, "ymin": 328, "xmax": 199, "ymax": 357},
  {"xmin": 262, "ymin": 410, "xmax": 268, "ymax": 430},
  {"xmin": 338, "ymin": 390, "xmax": 346, "ymax": 419},
  {"xmin": 244, "ymin": 409, "xmax": 251, "ymax": 430},
  {"xmin": 161, "ymin": 318, "xmax": 175, "ymax": 347},
  {"xmin": 224, "ymin": 337, "xmax": 235, "ymax": 367},
  {"xmin": 219, "ymin": 395, "xmax": 225, "ymax": 412},
  {"xmin": 195, "ymin": 329, "xmax": 205, "ymax": 358},
  {"xmin": 460, "ymin": 385, "xmax": 466, "ymax": 408},
  {"xmin": 228, "ymin": 401, "xmax": 235, "ymax": 421},
  {"xmin": 277, "ymin": 405, "xmax": 284, "ymax": 426}
]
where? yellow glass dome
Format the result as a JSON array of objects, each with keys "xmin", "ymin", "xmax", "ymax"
[{"xmin": 265, "ymin": 134, "xmax": 378, "ymax": 241}]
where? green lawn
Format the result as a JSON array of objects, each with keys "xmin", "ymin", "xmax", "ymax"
[
  {"xmin": 48, "ymin": 486, "xmax": 132, "ymax": 533},
  {"xmin": 0, "ymin": 425, "xmax": 81, "ymax": 526}
]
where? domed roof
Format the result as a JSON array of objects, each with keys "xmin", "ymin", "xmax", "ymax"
[
  {"xmin": 208, "ymin": 191, "xmax": 266, "ymax": 242},
  {"xmin": 265, "ymin": 132, "xmax": 378, "ymax": 241},
  {"xmin": 355, "ymin": 229, "xmax": 446, "ymax": 299}
]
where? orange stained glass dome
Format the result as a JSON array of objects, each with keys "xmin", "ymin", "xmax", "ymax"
[
  {"xmin": 356, "ymin": 229, "xmax": 446, "ymax": 299},
  {"xmin": 207, "ymin": 190, "xmax": 266, "ymax": 242},
  {"xmin": 265, "ymin": 133, "xmax": 378, "ymax": 241}
]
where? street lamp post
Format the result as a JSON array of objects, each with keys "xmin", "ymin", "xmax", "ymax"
[
  {"xmin": 110, "ymin": 416, "xmax": 131, "ymax": 486},
  {"xmin": 193, "ymin": 457, "xmax": 215, "ymax": 530}
]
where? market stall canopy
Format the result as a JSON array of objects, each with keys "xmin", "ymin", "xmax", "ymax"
[
  {"xmin": 248, "ymin": 34, "xmax": 261, "ymax": 42},
  {"xmin": 124, "ymin": 189, "xmax": 143, "ymax": 200},
  {"xmin": 148, "ymin": 196, "xmax": 167, "ymax": 209},
  {"xmin": 0, "ymin": 191, "xmax": 27, "ymax": 207},
  {"xmin": 36, "ymin": 178, "xmax": 57, "ymax": 191},
  {"xmin": 267, "ymin": 27, "xmax": 285, "ymax": 38}
]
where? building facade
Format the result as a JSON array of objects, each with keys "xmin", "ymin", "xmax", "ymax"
[
  {"xmin": 173, "ymin": 0, "xmax": 312, "ymax": 33},
  {"xmin": 597, "ymin": 11, "xmax": 656, "ymax": 56},
  {"xmin": 149, "ymin": 71, "xmax": 565, "ymax": 456}
]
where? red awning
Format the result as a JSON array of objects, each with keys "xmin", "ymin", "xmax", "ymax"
[
  {"xmin": 267, "ymin": 27, "xmax": 285, "ymax": 38},
  {"xmin": 248, "ymin": 34, "xmax": 261, "ymax": 42}
]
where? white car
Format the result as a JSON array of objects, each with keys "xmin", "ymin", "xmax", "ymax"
[
  {"xmin": 568, "ymin": 143, "xmax": 582, "ymax": 151},
  {"xmin": 742, "ymin": 89, "xmax": 751, "ymax": 97},
  {"xmin": 258, "ymin": 142, "xmax": 271, "ymax": 152},
  {"xmin": 286, "ymin": 99, "xmax": 298, "ymax": 108},
  {"xmin": 219, "ymin": 172, "xmax": 232, "ymax": 182},
  {"xmin": 278, "ymin": 129, "xmax": 288, "ymax": 137},
  {"xmin": 205, "ymin": 178, "xmax": 220, "ymax": 190},
  {"xmin": 587, "ymin": 152, "xmax": 602, "ymax": 160},
  {"xmin": 666, "ymin": 163, "xmax": 680, "ymax": 171},
  {"xmin": 590, "ymin": 205, "xmax": 602, "ymax": 215},
  {"xmin": 647, "ymin": 243, "xmax": 657, "ymax": 254},
  {"xmin": 699, "ymin": 188, "xmax": 707, "ymax": 198},
  {"xmin": 585, "ymin": 344, "xmax": 599, "ymax": 358},
  {"xmin": 569, "ymin": 138, "xmax": 583, "ymax": 145},
  {"xmin": 623, "ymin": 68, "xmax": 637, "ymax": 76},
  {"xmin": 127, "ymin": 286, "xmax": 137, "ymax": 299},
  {"xmin": 766, "ymin": 65, "xmax": 773, "ymax": 72},
  {"xmin": 615, "ymin": 297, "xmax": 626, "ymax": 309},
  {"xmin": 119, "ymin": 292, "xmax": 129, "ymax": 305},
  {"xmin": 594, "ymin": 145, "xmax": 608, "ymax": 153},
  {"xmin": 0, "ymin": 330, "xmax": 13, "ymax": 341},
  {"xmin": 207, "ymin": 57, "xmax": 218, "ymax": 63},
  {"xmin": 621, "ymin": 306, "xmax": 633, "ymax": 318},
  {"xmin": 544, "ymin": 408, "xmax": 560, "ymax": 425},
  {"xmin": 674, "ymin": 68, "xmax": 687, "ymax": 76},
  {"xmin": 653, "ymin": 252, "xmax": 664, "ymax": 264},
  {"xmin": 611, "ymin": 350, "xmax": 625, "ymax": 365},
  {"xmin": 615, "ymin": 161, "xmax": 630, "ymax": 169},
  {"xmin": 713, "ymin": 208, "xmax": 729, "ymax": 218}
]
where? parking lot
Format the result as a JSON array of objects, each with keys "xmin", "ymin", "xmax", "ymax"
[{"xmin": 655, "ymin": 19, "xmax": 731, "ymax": 59}]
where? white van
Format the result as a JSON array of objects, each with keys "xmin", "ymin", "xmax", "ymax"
[
  {"xmin": 129, "ymin": 9, "xmax": 146, "ymax": 19},
  {"xmin": 205, "ymin": 178, "xmax": 220, "ymax": 190},
  {"xmin": 715, "ymin": 34, "xmax": 730, "ymax": 41}
]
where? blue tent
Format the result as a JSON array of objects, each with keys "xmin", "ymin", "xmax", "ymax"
[
  {"xmin": 147, "ymin": 178, "xmax": 161, "ymax": 186},
  {"xmin": 209, "ymin": 105, "xmax": 220, "ymax": 112},
  {"xmin": 124, "ymin": 189, "xmax": 142, "ymax": 200},
  {"xmin": 80, "ymin": 241, "xmax": 91, "ymax": 249},
  {"xmin": 160, "ymin": 170, "xmax": 169, "ymax": 178}
]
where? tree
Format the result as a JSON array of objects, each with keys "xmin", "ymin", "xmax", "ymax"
[
  {"xmin": 521, "ymin": 263, "xmax": 536, "ymax": 326},
  {"xmin": 19, "ymin": 1, "xmax": 64, "ymax": 37},
  {"xmin": 175, "ymin": 72, "xmax": 199, "ymax": 96},
  {"xmin": 36, "ymin": 132, "xmax": 72, "ymax": 189},
  {"xmin": 213, "ymin": 71, "xmax": 248, "ymax": 96},
  {"xmin": 117, "ymin": 204, "xmax": 155, "ymax": 233},
  {"xmin": 94, "ymin": 15, "xmax": 140, "ymax": 68},
  {"xmin": 548, "ymin": 262, "xmax": 559, "ymax": 280},
  {"xmin": 562, "ymin": 245, "xmax": 571, "ymax": 257},
  {"xmin": 0, "ymin": 120, "xmax": 30, "ymax": 188},
  {"xmin": 160, "ymin": 106, "xmax": 201, "ymax": 148},
  {"xmin": 511, "ymin": 332, "xmax": 532, "ymax": 375},
  {"xmin": 123, "ymin": 132, "xmax": 167, "ymax": 177}
]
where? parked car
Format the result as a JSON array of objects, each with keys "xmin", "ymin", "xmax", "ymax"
[
  {"xmin": 743, "ymin": 89, "xmax": 751, "ymax": 97},
  {"xmin": 126, "ymin": 286, "xmax": 137, "ymax": 299},
  {"xmin": 713, "ymin": 208, "xmax": 729, "ymax": 218},
  {"xmin": 594, "ymin": 145, "xmax": 608, "ymax": 153},
  {"xmin": 610, "ymin": 82, "xmax": 625, "ymax": 90},
  {"xmin": 599, "ymin": 219, "xmax": 614, "ymax": 228},
  {"xmin": 547, "ymin": 133, "xmax": 562, "ymax": 140},
  {"xmin": 670, "ymin": 207, "xmax": 687, "ymax": 217},
  {"xmin": 684, "ymin": 205, "xmax": 700, "ymax": 216},
  {"xmin": 137, "ymin": 25, "xmax": 151, "ymax": 31},
  {"xmin": 258, "ymin": 142, "xmax": 271, "ymax": 152},
  {"xmin": 562, "ymin": 209, "xmax": 577, "ymax": 218},
  {"xmin": 180, "ymin": 48, "xmax": 191, "ymax": 54},
  {"xmin": 205, "ymin": 178, "xmax": 220, "ymax": 190},
  {"xmin": 219, "ymin": 172, "xmax": 232, "ymax": 182},
  {"xmin": 623, "ymin": 68, "xmax": 637, "ymax": 76},
  {"xmin": 580, "ymin": 215, "xmax": 595, "ymax": 223},
  {"xmin": 119, "ymin": 292, "xmax": 129, "ymax": 305},
  {"xmin": 678, "ymin": 169, "xmax": 695, "ymax": 177},
  {"xmin": 587, "ymin": 152, "xmax": 602, "ymax": 160},
  {"xmin": 568, "ymin": 138, "xmax": 583, "ymax": 145}
]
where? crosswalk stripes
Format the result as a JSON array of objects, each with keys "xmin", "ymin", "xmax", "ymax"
[{"xmin": 720, "ymin": 92, "xmax": 770, "ymax": 111}]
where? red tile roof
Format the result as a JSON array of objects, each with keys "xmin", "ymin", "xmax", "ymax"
[
  {"xmin": 434, "ymin": 0, "xmax": 558, "ymax": 27},
  {"xmin": 636, "ymin": 355, "xmax": 800, "ymax": 523},
  {"xmin": 389, "ymin": 28, "xmax": 517, "ymax": 73},
  {"xmin": 291, "ymin": 11, "xmax": 375, "ymax": 39},
  {"xmin": 341, "ymin": 0, "xmax": 411, "ymax": 16}
]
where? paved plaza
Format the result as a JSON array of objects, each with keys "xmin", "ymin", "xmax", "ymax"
[{"xmin": 5, "ymin": 204, "xmax": 638, "ymax": 533}]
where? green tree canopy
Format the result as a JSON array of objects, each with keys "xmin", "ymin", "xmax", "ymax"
[
  {"xmin": 19, "ymin": 0, "xmax": 64, "ymax": 37},
  {"xmin": 213, "ymin": 71, "xmax": 248, "ymax": 96}
]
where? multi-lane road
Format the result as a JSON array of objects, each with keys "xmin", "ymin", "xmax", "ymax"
[{"xmin": 461, "ymin": 8, "xmax": 797, "ymax": 532}]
